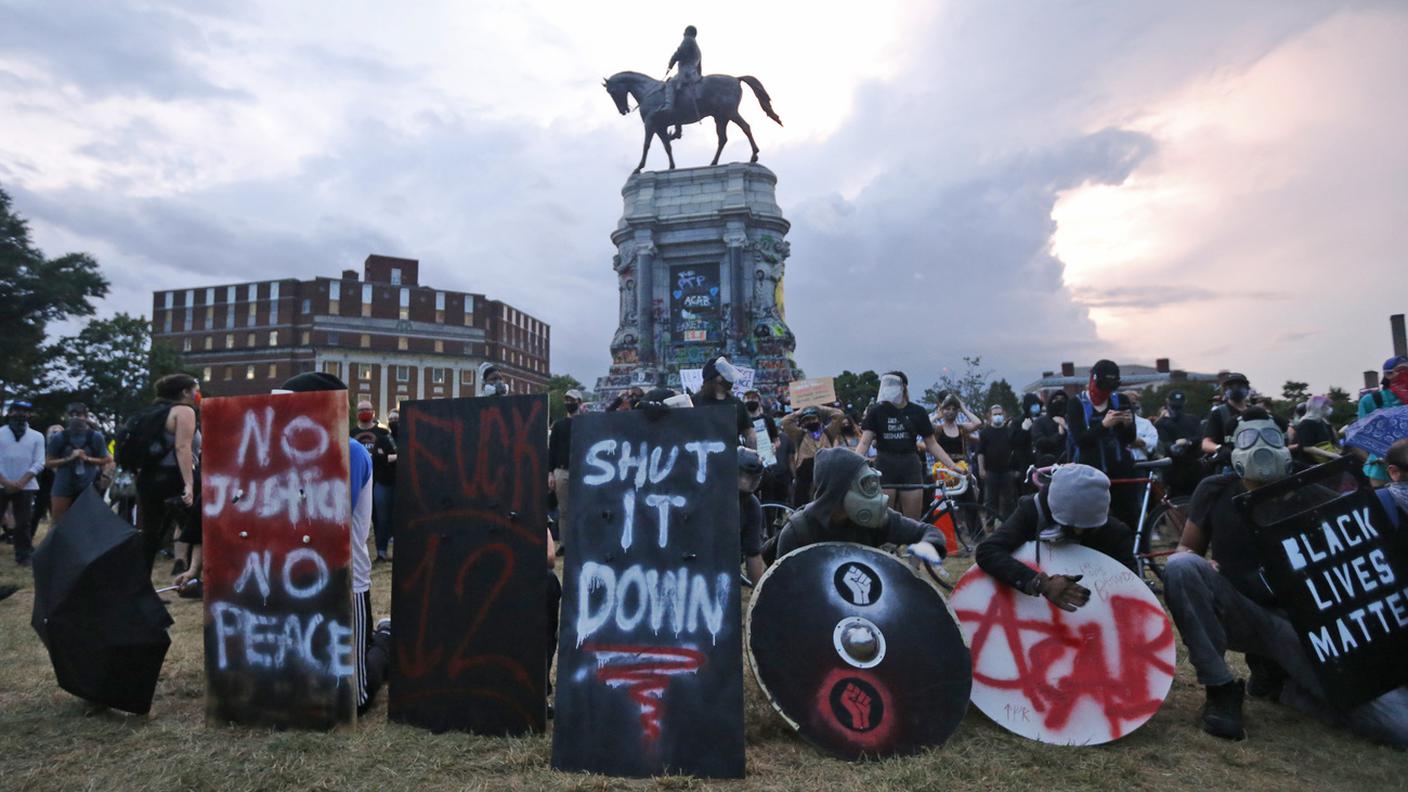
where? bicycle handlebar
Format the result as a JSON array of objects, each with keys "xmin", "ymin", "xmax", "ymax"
[{"xmin": 1133, "ymin": 458, "xmax": 1173, "ymax": 471}]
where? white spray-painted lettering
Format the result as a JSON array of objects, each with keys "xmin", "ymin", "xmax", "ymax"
[
  {"xmin": 237, "ymin": 407, "xmax": 274, "ymax": 467},
  {"xmin": 210, "ymin": 601, "xmax": 352, "ymax": 675},
  {"xmin": 582, "ymin": 440, "xmax": 715, "ymax": 487},
  {"xmin": 203, "ymin": 472, "xmax": 348, "ymax": 524},
  {"xmin": 575, "ymin": 561, "xmax": 731, "ymax": 646}
]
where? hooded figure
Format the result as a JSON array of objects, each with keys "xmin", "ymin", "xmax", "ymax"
[{"xmin": 773, "ymin": 448, "xmax": 945, "ymax": 560}]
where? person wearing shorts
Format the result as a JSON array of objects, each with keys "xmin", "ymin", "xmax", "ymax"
[{"xmin": 857, "ymin": 371, "xmax": 960, "ymax": 519}]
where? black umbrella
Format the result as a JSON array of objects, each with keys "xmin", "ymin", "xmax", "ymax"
[{"xmin": 31, "ymin": 488, "xmax": 173, "ymax": 714}]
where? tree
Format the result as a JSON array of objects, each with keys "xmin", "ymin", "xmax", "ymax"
[
  {"xmin": 1326, "ymin": 386, "xmax": 1358, "ymax": 427},
  {"xmin": 547, "ymin": 373, "xmax": 585, "ymax": 423},
  {"xmin": 0, "ymin": 185, "xmax": 109, "ymax": 399},
  {"xmin": 923, "ymin": 356, "xmax": 992, "ymax": 409},
  {"xmin": 833, "ymin": 370, "xmax": 879, "ymax": 413},
  {"xmin": 48, "ymin": 313, "xmax": 189, "ymax": 431},
  {"xmin": 983, "ymin": 379, "xmax": 1020, "ymax": 418},
  {"xmin": 1281, "ymin": 381, "xmax": 1310, "ymax": 404},
  {"xmin": 1138, "ymin": 380, "xmax": 1218, "ymax": 419}
]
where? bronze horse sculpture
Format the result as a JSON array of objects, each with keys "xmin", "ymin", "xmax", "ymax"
[{"xmin": 604, "ymin": 71, "xmax": 783, "ymax": 173}]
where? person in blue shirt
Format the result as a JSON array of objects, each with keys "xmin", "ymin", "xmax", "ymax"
[
  {"xmin": 44, "ymin": 402, "xmax": 109, "ymax": 525},
  {"xmin": 1358, "ymin": 355, "xmax": 1408, "ymax": 486}
]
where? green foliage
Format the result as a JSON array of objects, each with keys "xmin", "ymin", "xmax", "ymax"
[
  {"xmin": 547, "ymin": 373, "xmax": 585, "ymax": 423},
  {"xmin": 1327, "ymin": 386, "xmax": 1358, "ymax": 427},
  {"xmin": 983, "ymin": 379, "xmax": 1020, "ymax": 418},
  {"xmin": 1281, "ymin": 380, "xmax": 1310, "ymax": 404},
  {"xmin": 47, "ymin": 313, "xmax": 190, "ymax": 431},
  {"xmin": 0, "ymin": 186, "xmax": 109, "ymax": 399},
  {"xmin": 1138, "ymin": 380, "xmax": 1219, "ymax": 419},
  {"xmin": 924, "ymin": 356, "xmax": 992, "ymax": 409},
  {"xmin": 833, "ymin": 370, "xmax": 879, "ymax": 411}
]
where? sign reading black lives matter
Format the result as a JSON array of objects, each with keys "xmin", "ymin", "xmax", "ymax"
[
  {"xmin": 1240, "ymin": 458, "xmax": 1408, "ymax": 708},
  {"xmin": 388, "ymin": 395, "xmax": 548, "ymax": 734},
  {"xmin": 552, "ymin": 405, "xmax": 743, "ymax": 779}
]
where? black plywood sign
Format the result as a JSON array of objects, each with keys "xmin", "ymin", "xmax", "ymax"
[
  {"xmin": 552, "ymin": 405, "xmax": 743, "ymax": 778},
  {"xmin": 1239, "ymin": 458, "xmax": 1408, "ymax": 708},
  {"xmin": 389, "ymin": 394, "xmax": 548, "ymax": 734}
]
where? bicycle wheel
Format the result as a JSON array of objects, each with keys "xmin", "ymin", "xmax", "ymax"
[
  {"xmin": 759, "ymin": 502, "xmax": 794, "ymax": 542},
  {"xmin": 950, "ymin": 501, "xmax": 1003, "ymax": 548},
  {"xmin": 1145, "ymin": 496, "xmax": 1189, "ymax": 554}
]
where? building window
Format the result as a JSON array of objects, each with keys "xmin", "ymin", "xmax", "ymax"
[
  {"xmin": 182, "ymin": 337, "xmax": 192, "ymax": 352},
  {"xmin": 323, "ymin": 361, "xmax": 340, "ymax": 377},
  {"xmin": 397, "ymin": 336, "xmax": 408, "ymax": 351},
  {"xmin": 329, "ymin": 281, "xmax": 340, "ymax": 315},
  {"xmin": 391, "ymin": 267, "xmax": 402, "ymax": 285},
  {"xmin": 460, "ymin": 369, "xmax": 474, "ymax": 386},
  {"xmin": 202, "ymin": 366, "xmax": 212, "ymax": 382},
  {"xmin": 397, "ymin": 365, "xmax": 410, "ymax": 382},
  {"xmin": 248, "ymin": 302, "xmax": 257, "ymax": 322},
  {"xmin": 434, "ymin": 340, "xmax": 444, "ymax": 353},
  {"xmin": 163, "ymin": 314, "xmax": 172, "ymax": 333},
  {"xmin": 268, "ymin": 363, "xmax": 278, "ymax": 379},
  {"xmin": 269, "ymin": 330, "xmax": 278, "ymax": 346},
  {"xmin": 432, "ymin": 368, "xmax": 446, "ymax": 385},
  {"xmin": 362, "ymin": 302, "xmax": 372, "ymax": 318},
  {"xmin": 270, "ymin": 282, "xmax": 280, "ymax": 300},
  {"xmin": 246, "ymin": 332, "xmax": 256, "ymax": 347},
  {"xmin": 224, "ymin": 366, "xmax": 232, "ymax": 380},
  {"xmin": 399, "ymin": 288, "xmax": 410, "ymax": 321},
  {"xmin": 226, "ymin": 306, "xmax": 235, "ymax": 330},
  {"xmin": 206, "ymin": 287, "xmax": 215, "ymax": 305},
  {"xmin": 247, "ymin": 284, "xmax": 258, "ymax": 302},
  {"xmin": 359, "ymin": 364, "xmax": 372, "ymax": 381},
  {"xmin": 224, "ymin": 334, "xmax": 234, "ymax": 349},
  {"xmin": 327, "ymin": 332, "xmax": 339, "ymax": 346},
  {"xmin": 227, "ymin": 285, "xmax": 237, "ymax": 303},
  {"xmin": 300, "ymin": 331, "xmax": 310, "ymax": 345},
  {"xmin": 301, "ymin": 298, "xmax": 311, "ymax": 314},
  {"xmin": 204, "ymin": 306, "xmax": 213, "ymax": 327},
  {"xmin": 269, "ymin": 302, "xmax": 278, "ymax": 325},
  {"xmin": 183, "ymin": 308, "xmax": 193, "ymax": 332},
  {"xmin": 245, "ymin": 365, "xmax": 255, "ymax": 380},
  {"xmin": 203, "ymin": 336, "xmax": 213, "ymax": 351},
  {"xmin": 360, "ymin": 334, "xmax": 371, "ymax": 348},
  {"xmin": 164, "ymin": 292, "xmax": 174, "ymax": 309},
  {"xmin": 362, "ymin": 284, "xmax": 373, "ymax": 304}
]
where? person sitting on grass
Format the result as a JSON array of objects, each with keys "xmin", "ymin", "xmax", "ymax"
[{"xmin": 974, "ymin": 464, "xmax": 1134, "ymax": 612}]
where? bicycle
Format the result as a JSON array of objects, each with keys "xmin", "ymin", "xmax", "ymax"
[
  {"xmin": 758, "ymin": 501, "xmax": 794, "ymax": 542},
  {"xmin": 887, "ymin": 465, "xmax": 1002, "ymax": 557}
]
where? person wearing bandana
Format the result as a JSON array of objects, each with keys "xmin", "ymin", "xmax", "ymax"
[
  {"xmin": 857, "ymin": 371, "xmax": 961, "ymax": 520},
  {"xmin": 1377, "ymin": 439, "xmax": 1408, "ymax": 528},
  {"xmin": 353, "ymin": 399, "xmax": 398, "ymax": 564},
  {"xmin": 44, "ymin": 402, "xmax": 110, "ymax": 525},
  {"xmin": 780, "ymin": 405, "xmax": 844, "ymax": 508},
  {"xmin": 1066, "ymin": 360, "xmax": 1139, "ymax": 529},
  {"xmin": 0, "ymin": 400, "xmax": 45, "ymax": 566}
]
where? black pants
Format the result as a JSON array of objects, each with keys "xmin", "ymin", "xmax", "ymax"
[
  {"xmin": 546, "ymin": 569, "xmax": 562, "ymax": 694},
  {"xmin": 354, "ymin": 589, "xmax": 390, "ymax": 715},
  {"xmin": 983, "ymin": 470, "xmax": 1016, "ymax": 522},
  {"xmin": 137, "ymin": 468, "xmax": 183, "ymax": 573},
  {"xmin": 0, "ymin": 491, "xmax": 34, "ymax": 561}
]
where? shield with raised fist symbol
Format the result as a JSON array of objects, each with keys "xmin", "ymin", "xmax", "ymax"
[{"xmin": 746, "ymin": 542, "xmax": 972, "ymax": 760}]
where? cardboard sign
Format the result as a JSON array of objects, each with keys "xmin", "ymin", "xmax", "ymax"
[
  {"xmin": 752, "ymin": 418, "xmax": 777, "ymax": 467},
  {"xmin": 1239, "ymin": 458, "xmax": 1408, "ymax": 708},
  {"xmin": 200, "ymin": 391, "xmax": 354, "ymax": 729},
  {"xmin": 388, "ymin": 395, "xmax": 549, "ymax": 734},
  {"xmin": 950, "ymin": 542, "xmax": 1175, "ymax": 745},
  {"xmin": 552, "ymin": 406, "xmax": 743, "ymax": 778},
  {"xmin": 747, "ymin": 543, "xmax": 971, "ymax": 759},
  {"xmin": 788, "ymin": 377, "xmax": 837, "ymax": 410},
  {"xmin": 679, "ymin": 365, "xmax": 755, "ymax": 398}
]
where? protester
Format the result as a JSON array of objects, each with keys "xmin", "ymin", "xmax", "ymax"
[
  {"xmin": 1066, "ymin": 361, "xmax": 1140, "ymax": 529},
  {"xmin": 1202, "ymin": 372, "xmax": 1291, "ymax": 466},
  {"xmin": 0, "ymin": 400, "xmax": 45, "ymax": 566},
  {"xmin": 780, "ymin": 405, "xmax": 843, "ymax": 507},
  {"xmin": 1376, "ymin": 438, "xmax": 1408, "ymax": 527},
  {"xmin": 1124, "ymin": 391, "xmax": 1161, "ymax": 462},
  {"xmin": 742, "ymin": 388, "xmax": 777, "ymax": 444},
  {"xmin": 976, "ymin": 404, "xmax": 1018, "ymax": 523},
  {"xmin": 133, "ymin": 375, "xmax": 201, "ymax": 573},
  {"xmin": 856, "ymin": 373, "xmax": 961, "ymax": 519},
  {"xmin": 975, "ymin": 464, "xmax": 1134, "ymax": 611},
  {"xmin": 773, "ymin": 447, "xmax": 946, "ymax": 565},
  {"xmin": 45, "ymin": 402, "xmax": 110, "ymax": 525},
  {"xmin": 1011, "ymin": 393, "xmax": 1043, "ymax": 481},
  {"xmin": 606, "ymin": 386, "xmax": 645, "ymax": 412},
  {"xmin": 354, "ymin": 399, "xmax": 398, "ymax": 563},
  {"xmin": 1357, "ymin": 355, "xmax": 1408, "ymax": 486},
  {"xmin": 933, "ymin": 393, "xmax": 980, "ymax": 466},
  {"xmin": 695, "ymin": 356, "xmax": 756, "ymax": 448},
  {"xmin": 1293, "ymin": 394, "xmax": 1339, "ymax": 467},
  {"xmin": 737, "ymin": 447, "xmax": 767, "ymax": 584},
  {"xmin": 479, "ymin": 363, "xmax": 508, "ymax": 396},
  {"xmin": 548, "ymin": 389, "xmax": 583, "ymax": 550},
  {"xmin": 1155, "ymin": 390, "xmax": 1204, "ymax": 496},
  {"xmin": 1030, "ymin": 390, "xmax": 1069, "ymax": 467},
  {"xmin": 1165, "ymin": 408, "xmax": 1408, "ymax": 745}
]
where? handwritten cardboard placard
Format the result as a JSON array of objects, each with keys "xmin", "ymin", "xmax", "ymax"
[
  {"xmin": 679, "ymin": 365, "xmax": 755, "ymax": 399},
  {"xmin": 950, "ymin": 541, "xmax": 1175, "ymax": 744},
  {"xmin": 552, "ymin": 405, "xmax": 743, "ymax": 778},
  {"xmin": 389, "ymin": 395, "xmax": 548, "ymax": 734},
  {"xmin": 1239, "ymin": 459, "xmax": 1408, "ymax": 708},
  {"xmin": 200, "ymin": 391, "xmax": 354, "ymax": 729},
  {"xmin": 788, "ymin": 377, "xmax": 837, "ymax": 410}
]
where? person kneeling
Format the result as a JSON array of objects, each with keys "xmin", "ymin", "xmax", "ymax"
[
  {"xmin": 974, "ymin": 464, "xmax": 1135, "ymax": 612},
  {"xmin": 774, "ymin": 447, "xmax": 946, "ymax": 567}
]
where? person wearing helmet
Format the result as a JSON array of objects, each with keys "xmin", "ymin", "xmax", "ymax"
[{"xmin": 737, "ymin": 446, "xmax": 766, "ymax": 584}]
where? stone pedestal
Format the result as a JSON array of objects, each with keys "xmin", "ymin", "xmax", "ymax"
[{"xmin": 596, "ymin": 163, "xmax": 800, "ymax": 401}]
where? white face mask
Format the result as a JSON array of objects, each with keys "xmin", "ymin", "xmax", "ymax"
[
  {"xmin": 990, "ymin": 414, "xmax": 1005, "ymax": 427},
  {"xmin": 878, "ymin": 375, "xmax": 904, "ymax": 406}
]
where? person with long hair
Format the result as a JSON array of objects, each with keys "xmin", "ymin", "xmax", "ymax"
[
  {"xmin": 138, "ymin": 374, "xmax": 201, "ymax": 574},
  {"xmin": 856, "ymin": 371, "xmax": 960, "ymax": 519}
]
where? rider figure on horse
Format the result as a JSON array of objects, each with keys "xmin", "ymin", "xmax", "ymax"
[{"xmin": 661, "ymin": 25, "xmax": 702, "ymax": 140}]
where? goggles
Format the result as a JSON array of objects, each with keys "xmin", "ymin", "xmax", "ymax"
[{"xmin": 1235, "ymin": 426, "xmax": 1284, "ymax": 450}]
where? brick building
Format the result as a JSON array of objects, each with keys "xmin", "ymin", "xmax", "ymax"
[
  {"xmin": 150, "ymin": 255, "xmax": 550, "ymax": 414},
  {"xmin": 1022, "ymin": 358, "xmax": 1222, "ymax": 394}
]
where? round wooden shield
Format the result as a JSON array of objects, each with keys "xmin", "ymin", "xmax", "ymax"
[
  {"xmin": 746, "ymin": 542, "xmax": 972, "ymax": 760},
  {"xmin": 950, "ymin": 541, "xmax": 1175, "ymax": 745}
]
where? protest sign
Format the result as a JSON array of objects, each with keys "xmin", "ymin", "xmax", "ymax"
[
  {"xmin": 389, "ymin": 395, "xmax": 549, "ymax": 734},
  {"xmin": 752, "ymin": 418, "xmax": 776, "ymax": 467},
  {"xmin": 1239, "ymin": 458, "xmax": 1408, "ymax": 708},
  {"xmin": 788, "ymin": 377, "xmax": 837, "ymax": 410},
  {"xmin": 748, "ymin": 543, "xmax": 970, "ymax": 759},
  {"xmin": 552, "ymin": 405, "xmax": 743, "ymax": 778},
  {"xmin": 950, "ymin": 541, "xmax": 1175, "ymax": 745},
  {"xmin": 679, "ymin": 365, "xmax": 755, "ymax": 398},
  {"xmin": 200, "ymin": 391, "xmax": 354, "ymax": 729}
]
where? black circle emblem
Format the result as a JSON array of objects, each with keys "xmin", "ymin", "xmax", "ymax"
[
  {"xmin": 833, "ymin": 562, "xmax": 882, "ymax": 606},
  {"xmin": 828, "ymin": 676, "xmax": 883, "ymax": 733}
]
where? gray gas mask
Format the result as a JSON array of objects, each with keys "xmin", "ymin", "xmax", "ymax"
[
  {"xmin": 844, "ymin": 466, "xmax": 888, "ymax": 528},
  {"xmin": 1230, "ymin": 419, "xmax": 1292, "ymax": 483}
]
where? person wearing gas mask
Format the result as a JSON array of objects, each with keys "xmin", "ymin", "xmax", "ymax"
[
  {"xmin": 695, "ymin": 356, "xmax": 756, "ymax": 449},
  {"xmin": 1165, "ymin": 408, "xmax": 1408, "ymax": 745},
  {"xmin": 0, "ymin": 399, "xmax": 45, "ymax": 567},
  {"xmin": 354, "ymin": 399, "xmax": 398, "ymax": 564},
  {"xmin": 479, "ymin": 363, "xmax": 508, "ymax": 397},
  {"xmin": 1156, "ymin": 390, "xmax": 1204, "ymax": 496},
  {"xmin": 780, "ymin": 405, "xmax": 843, "ymax": 508},
  {"xmin": 737, "ymin": 447, "xmax": 767, "ymax": 584},
  {"xmin": 1201, "ymin": 372, "xmax": 1290, "ymax": 466},
  {"xmin": 1067, "ymin": 360, "xmax": 1139, "ymax": 530},
  {"xmin": 857, "ymin": 372, "xmax": 961, "ymax": 520},
  {"xmin": 547, "ymin": 389, "xmax": 584, "ymax": 551},
  {"xmin": 975, "ymin": 464, "xmax": 1134, "ymax": 612},
  {"xmin": 45, "ymin": 402, "xmax": 111, "ymax": 525},
  {"xmin": 1357, "ymin": 355, "xmax": 1408, "ymax": 487},
  {"xmin": 774, "ymin": 447, "xmax": 946, "ymax": 567},
  {"xmin": 1030, "ymin": 390, "xmax": 1070, "ymax": 467}
]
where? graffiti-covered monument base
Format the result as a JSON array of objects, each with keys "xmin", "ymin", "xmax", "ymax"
[{"xmin": 597, "ymin": 163, "xmax": 800, "ymax": 401}]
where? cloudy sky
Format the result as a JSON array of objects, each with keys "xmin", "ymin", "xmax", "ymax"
[{"xmin": 2, "ymin": 1, "xmax": 1404, "ymax": 396}]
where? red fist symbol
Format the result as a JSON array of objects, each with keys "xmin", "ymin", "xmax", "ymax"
[{"xmin": 841, "ymin": 682, "xmax": 873, "ymax": 730}]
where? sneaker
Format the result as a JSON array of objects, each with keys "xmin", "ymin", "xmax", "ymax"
[
  {"xmin": 1201, "ymin": 680, "xmax": 1246, "ymax": 740},
  {"xmin": 375, "ymin": 617, "xmax": 392, "ymax": 636},
  {"xmin": 1246, "ymin": 654, "xmax": 1286, "ymax": 701}
]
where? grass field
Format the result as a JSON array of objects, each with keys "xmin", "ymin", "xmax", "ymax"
[{"xmin": 1, "ymin": 524, "xmax": 1404, "ymax": 792}]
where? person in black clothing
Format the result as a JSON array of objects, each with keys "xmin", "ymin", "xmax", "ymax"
[
  {"xmin": 547, "ymin": 389, "xmax": 583, "ymax": 549},
  {"xmin": 1011, "ymin": 393, "xmax": 1043, "ymax": 481},
  {"xmin": 354, "ymin": 399, "xmax": 398, "ymax": 563},
  {"xmin": 696, "ymin": 356, "xmax": 756, "ymax": 448},
  {"xmin": 976, "ymin": 404, "xmax": 1018, "ymax": 522},
  {"xmin": 1030, "ymin": 390, "xmax": 1069, "ymax": 467},
  {"xmin": 1291, "ymin": 394, "xmax": 1338, "ymax": 467},
  {"xmin": 737, "ymin": 447, "xmax": 766, "ymax": 584},
  {"xmin": 1067, "ymin": 360, "xmax": 1139, "ymax": 529},
  {"xmin": 856, "ymin": 372, "xmax": 960, "ymax": 519},
  {"xmin": 975, "ymin": 464, "xmax": 1133, "ymax": 611},
  {"xmin": 1202, "ymin": 372, "xmax": 1292, "ymax": 467},
  {"xmin": 1155, "ymin": 390, "xmax": 1204, "ymax": 496}
]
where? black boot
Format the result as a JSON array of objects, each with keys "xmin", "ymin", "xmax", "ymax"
[
  {"xmin": 1201, "ymin": 680, "xmax": 1246, "ymax": 740},
  {"xmin": 1245, "ymin": 654, "xmax": 1286, "ymax": 701}
]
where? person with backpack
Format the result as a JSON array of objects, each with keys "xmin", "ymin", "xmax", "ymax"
[
  {"xmin": 1066, "ymin": 360, "xmax": 1140, "ymax": 530},
  {"xmin": 124, "ymin": 374, "xmax": 201, "ymax": 574},
  {"xmin": 45, "ymin": 402, "xmax": 110, "ymax": 525},
  {"xmin": 1201, "ymin": 372, "xmax": 1291, "ymax": 470}
]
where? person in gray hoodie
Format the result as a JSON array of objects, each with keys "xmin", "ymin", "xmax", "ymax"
[{"xmin": 774, "ymin": 447, "xmax": 946, "ymax": 564}]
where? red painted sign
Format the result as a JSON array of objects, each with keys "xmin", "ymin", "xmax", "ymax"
[{"xmin": 200, "ymin": 391, "xmax": 354, "ymax": 729}]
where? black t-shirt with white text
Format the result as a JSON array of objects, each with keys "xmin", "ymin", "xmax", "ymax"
[
  {"xmin": 862, "ymin": 402, "xmax": 934, "ymax": 455},
  {"xmin": 353, "ymin": 425, "xmax": 397, "ymax": 484}
]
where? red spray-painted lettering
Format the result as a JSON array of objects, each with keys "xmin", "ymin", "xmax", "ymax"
[{"xmin": 580, "ymin": 644, "xmax": 706, "ymax": 743}]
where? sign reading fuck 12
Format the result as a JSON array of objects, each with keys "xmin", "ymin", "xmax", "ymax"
[
  {"xmin": 552, "ymin": 405, "xmax": 743, "ymax": 779},
  {"xmin": 200, "ymin": 391, "xmax": 355, "ymax": 729}
]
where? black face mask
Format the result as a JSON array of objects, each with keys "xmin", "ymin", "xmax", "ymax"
[
  {"xmin": 745, "ymin": 401, "xmax": 760, "ymax": 413},
  {"xmin": 67, "ymin": 418, "xmax": 88, "ymax": 434},
  {"xmin": 1167, "ymin": 404, "xmax": 1182, "ymax": 416},
  {"xmin": 565, "ymin": 402, "xmax": 580, "ymax": 415},
  {"xmin": 803, "ymin": 421, "xmax": 822, "ymax": 432},
  {"xmin": 1048, "ymin": 399, "xmax": 1067, "ymax": 416},
  {"xmin": 7, "ymin": 415, "xmax": 26, "ymax": 429}
]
